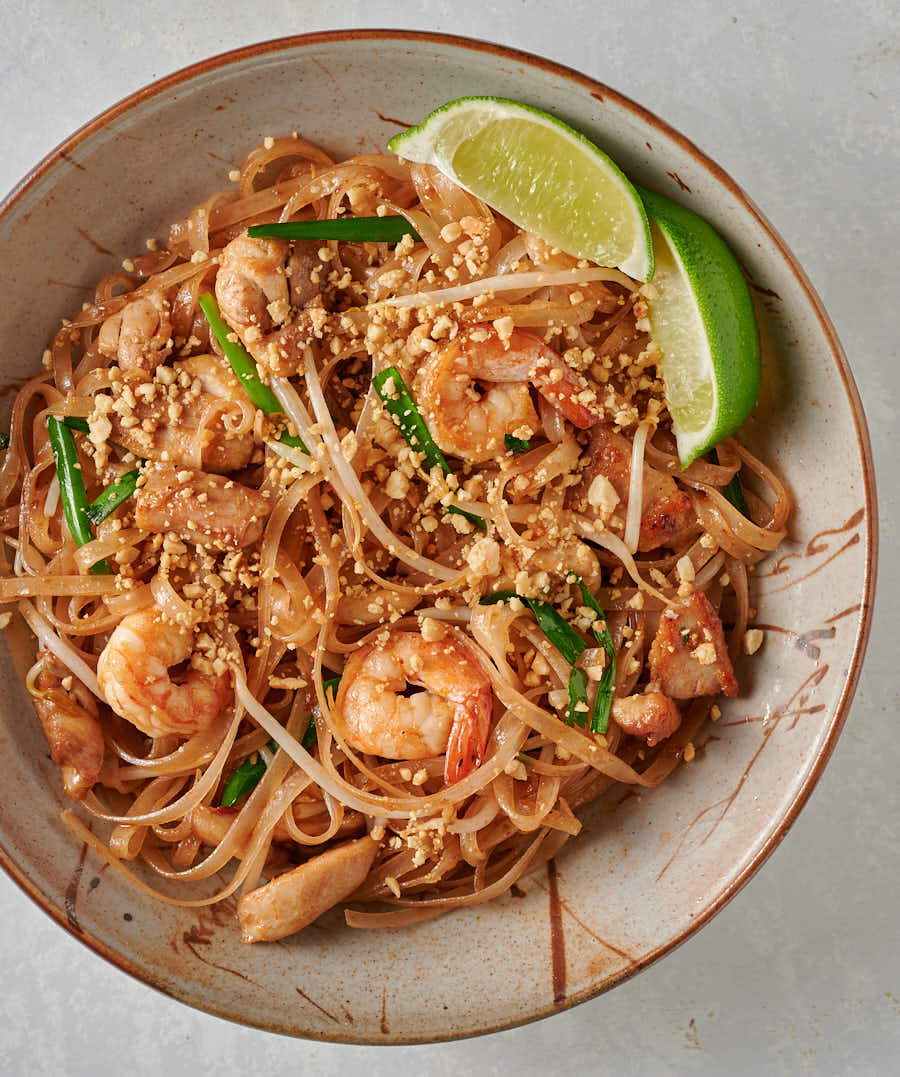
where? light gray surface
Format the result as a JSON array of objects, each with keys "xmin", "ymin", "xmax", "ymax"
[{"xmin": 0, "ymin": 1, "xmax": 895, "ymax": 1073}]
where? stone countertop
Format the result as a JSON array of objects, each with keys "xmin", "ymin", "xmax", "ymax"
[{"xmin": 0, "ymin": 1, "xmax": 896, "ymax": 1073}]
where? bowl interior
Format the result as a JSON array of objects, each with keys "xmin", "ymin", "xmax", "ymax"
[{"xmin": 0, "ymin": 32, "xmax": 874, "ymax": 1043}]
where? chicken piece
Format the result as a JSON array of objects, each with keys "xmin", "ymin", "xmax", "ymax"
[
  {"xmin": 237, "ymin": 836, "xmax": 379, "ymax": 943},
  {"xmin": 103, "ymin": 293, "xmax": 173, "ymax": 372},
  {"xmin": 31, "ymin": 657, "xmax": 105, "ymax": 800},
  {"xmin": 575, "ymin": 425, "xmax": 697, "ymax": 552},
  {"xmin": 287, "ymin": 241, "xmax": 321, "ymax": 309},
  {"xmin": 134, "ymin": 462, "xmax": 270, "ymax": 549},
  {"xmin": 649, "ymin": 592, "xmax": 738, "ymax": 699},
  {"xmin": 254, "ymin": 302, "xmax": 326, "ymax": 376},
  {"xmin": 106, "ymin": 356, "xmax": 255, "ymax": 474},
  {"xmin": 611, "ymin": 691, "xmax": 681, "ymax": 747},
  {"xmin": 215, "ymin": 233, "xmax": 326, "ymax": 377}
]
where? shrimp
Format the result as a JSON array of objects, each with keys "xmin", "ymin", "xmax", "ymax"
[
  {"xmin": 214, "ymin": 233, "xmax": 323, "ymax": 376},
  {"xmin": 414, "ymin": 324, "xmax": 603, "ymax": 462},
  {"xmin": 31, "ymin": 654, "xmax": 105, "ymax": 800},
  {"xmin": 334, "ymin": 629, "xmax": 493, "ymax": 784},
  {"xmin": 134, "ymin": 462, "xmax": 270, "ymax": 550},
  {"xmin": 106, "ymin": 354, "xmax": 255, "ymax": 473},
  {"xmin": 611, "ymin": 691, "xmax": 681, "ymax": 747},
  {"xmin": 575, "ymin": 424, "xmax": 697, "ymax": 551},
  {"xmin": 649, "ymin": 592, "xmax": 738, "ymax": 699},
  {"xmin": 99, "ymin": 293, "xmax": 173, "ymax": 371},
  {"xmin": 97, "ymin": 606, "xmax": 232, "ymax": 738}
]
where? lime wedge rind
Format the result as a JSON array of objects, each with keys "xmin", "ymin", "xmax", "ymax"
[
  {"xmin": 388, "ymin": 96, "xmax": 654, "ymax": 282},
  {"xmin": 638, "ymin": 186, "xmax": 761, "ymax": 466}
]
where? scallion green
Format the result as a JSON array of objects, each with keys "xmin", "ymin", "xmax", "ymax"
[
  {"xmin": 198, "ymin": 292, "xmax": 308, "ymax": 453},
  {"xmin": 569, "ymin": 574, "xmax": 615, "ymax": 735},
  {"xmin": 220, "ymin": 740, "xmax": 276, "ymax": 807},
  {"xmin": 46, "ymin": 416, "xmax": 111, "ymax": 575},
  {"xmin": 86, "ymin": 468, "xmax": 141, "ymax": 525},
  {"xmin": 63, "ymin": 416, "xmax": 91, "ymax": 435},
  {"xmin": 372, "ymin": 365, "xmax": 485, "ymax": 531},
  {"xmin": 504, "ymin": 434, "xmax": 531, "ymax": 454},
  {"xmin": 482, "ymin": 576, "xmax": 615, "ymax": 735},
  {"xmin": 248, "ymin": 217, "xmax": 421, "ymax": 244},
  {"xmin": 709, "ymin": 447, "xmax": 750, "ymax": 517},
  {"xmin": 198, "ymin": 293, "xmax": 282, "ymax": 414}
]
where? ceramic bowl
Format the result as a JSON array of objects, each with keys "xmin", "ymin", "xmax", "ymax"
[{"xmin": 0, "ymin": 30, "xmax": 876, "ymax": 1043}]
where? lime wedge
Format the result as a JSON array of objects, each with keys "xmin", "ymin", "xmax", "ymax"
[
  {"xmin": 388, "ymin": 96, "xmax": 654, "ymax": 281},
  {"xmin": 638, "ymin": 187, "xmax": 761, "ymax": 466}
]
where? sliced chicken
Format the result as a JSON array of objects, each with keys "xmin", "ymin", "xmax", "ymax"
[
  {"xmin": 648, "ymin": 592, "xmax": 738, "ymax": 699},
  {"xmin": 576, "ymin": 424, "xmax": 697, "ymax": 552},
  {"xmin": 32, "ymin": 658, "xmax": 105, "ymax": 800},
  {"xmin": 611, "ymin": 691, "xmax": 682, "ymax": 747},
  {"xmin": 134, "ymin": 462, "xmax": 270, "ymax": 550},
  {"xmin": 237, "ymin": 835, "xmax": 379, "ymax": 943}
]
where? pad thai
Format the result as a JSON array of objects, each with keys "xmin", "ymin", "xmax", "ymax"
[{"xmin": 0, "ymin": 133, "xmax": 789, "ymax": 941}]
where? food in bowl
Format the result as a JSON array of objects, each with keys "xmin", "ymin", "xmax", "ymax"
[{"xmin": 0, "ymin": 99, "xmax": 789, "ymax": 944}]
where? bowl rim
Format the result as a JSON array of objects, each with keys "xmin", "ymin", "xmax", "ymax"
[{"xmin": 0, "ymin": 28, "xmax": 878, "ymax": 1045}]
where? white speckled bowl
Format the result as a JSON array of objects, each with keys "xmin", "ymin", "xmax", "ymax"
[{"xmin": 0, "ymin": 31, "xmax": 876, "ymax": 1043}]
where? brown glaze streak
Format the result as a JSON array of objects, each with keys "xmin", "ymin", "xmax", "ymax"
[
  {"xmin": 533, "ymin": 876, "xmax": 636, "ymax": 964},
  {"xmin": 58, "ymin": 150, "xmax": 86, "ymax": 172},
  {"xmin": 761, "ymin": 534, "xmax": 860, "ymax": 596},
  {"xmin": 658, "ymin": 666, "xmax": 829, "ymax": 881},
  {"xmin": 666, "ymin": 170, "xmax": 692, "ymax": 192},
  {"xmin": 757, "ymin": 508, "xmax": 864, "ymax": 579},
  {"xmin": 76, "ymin": 228, "xmax": 113, "ymax": 256},
  {"xmin": 374, "ymin": 110, "xmax": 413, "ymax": 128},
  {"xmin": 380, "ymin": 986, "xmax": 389, "ymax": 1034},
  {"xmin": 546, "ymin": 860, "xmax": 567, "ymax": 1005},
  {"xmin": 753, "ymin": 623, "xmax": 835, "ymax": 661},
  {"xmin": 748, "ymin": 280, "xmax": 782, "ymax": 300},
  {"xmin": 181, "ymin": 936, "xmax": 265, "ymax": 988},
  {"xmin": 0, "ymin": 30, "xmax": 877, "ymax": 1046},
  {"xmin": 64, "ymin": 841, "xmax": 88, "ymax": 932},
  {"xmin": 826, "ymin": 603, "xmax": 861, "ymax": 624},
  {"xmin": 296, "ymin": 987, "xmax": 340, "ymax": 1024},
  {"xmin": 717, "ymin": 702, "xmax": 825, "ymax": 730}
]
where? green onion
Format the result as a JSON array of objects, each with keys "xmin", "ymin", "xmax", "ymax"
[
  {"xmin": 248, "ymin": 217, "xmax": 421, "ymax": 244},
  {"xmin": 481, "ymin": 590, "xmax": 584, "ymax": 664},
  {"xmin": 323, "ymin": 675, "xmax": 341, "ymax": 701},
  {"xmin": 278, "ymin": 431, "xmax": 307, "ymax": 451},
  {"xmin": 199, "ymin": 292, "xmax": 308, "ymax": 453},
  {"xmin": 570, "ymin": 574, "xmax": 615, "ymax": 735},
  {"xmin": 46, "ymin": 416, "xmax": 111, "ymax": 575},
  {"xmin": 0, "ymin": 433, "xmax": 8, "ymax": 450},
  {"xmin": 220, "ymin": 739, "xmax": 277, "ymax": 807},
  {"xmin": 85, "ymin": 468, "xmax": 141, "ymax": 525},
  {"xmin": 482, "ymin": 576, "xmax": 615, "ymax": 735},
  {"xmin": 63, "ymin": 416, "xmax": 91, "ymax": 435},
  {"xmin": 198, "ymin": 293, "xmax": 282, "ymax": 414},
  {"xmin": 709, "ymin": 447, "xmax": 750, "ymax": 517},
  {"xmin": 372, "ymin": 365, "xmax": 486, "ymax": 532},
  {"xmin": 223, "ymin": 676, "xmax": 340, "ymax": 802},
  {"xmin": 567, "ymin": 667, "xmax": 590, "ymax": 727},
  {"xmin": 302, "ymin": 677, "xmax": 342, "ymax": 748},
  {"xmin": 372, "ymin": 365, "xmax": 450, "ymax": 474},
  {"xmin": 504, "ymin": 434, "xmax": 531, "ymax": 454}
]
